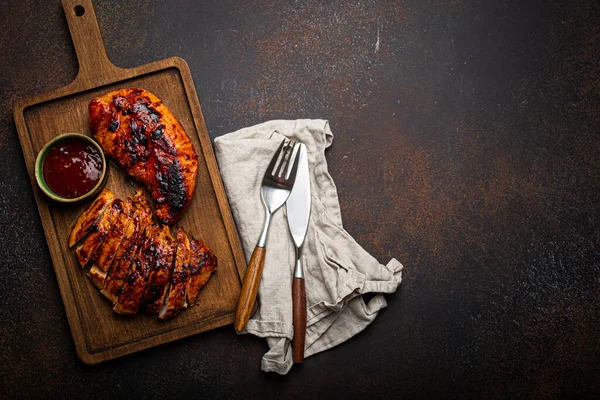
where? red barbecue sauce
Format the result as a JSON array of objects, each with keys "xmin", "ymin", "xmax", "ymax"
[{"xmin": 42, "ymin": 139, "xmax": 103, "ymax": 198}]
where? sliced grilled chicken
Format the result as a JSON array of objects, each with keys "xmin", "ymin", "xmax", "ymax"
[
  {"xmin": 159, "ymin": 228, "xmax": 191, "ymax": 319},
  {"xmin": 113, "ymin": 223, "xmax": 158, "ymax": 316},
  {"xmin": 69, "ymin": 189, "xmax": 115, "ymax": 247},
  {"xmin": 142, "ymin": 225, "xmax": 176, "ymax": 313},
  {"xmin": 74, "ymin": 199, "xmax": 123, "ymax": 268},
  {"xmin": 89, "ymin": 88, "xmax": 199, "ymax": 225},
  {"xmin": 88, "ymin": 199, "xmax": 134, "ymax": 289},
  {"xmin": 101, "ymin": 190, "xmax": 153, "ymax": 304},
  {"xmin": 71, "ymin": 189, "xmax": 218, "ymax": 319},
  {"xmin": 187, "ymin": 237, "xmax": 217, "ymax": 306}
]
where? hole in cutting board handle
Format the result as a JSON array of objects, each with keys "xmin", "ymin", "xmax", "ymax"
[{"xmin": 74, "ymin": 5, "xmax": 85, "ymax": 16}]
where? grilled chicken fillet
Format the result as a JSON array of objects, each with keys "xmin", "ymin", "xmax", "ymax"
[
  {"xmin": 69, "ymin": 189, "xmax": 115, "ymax": 247},
  {"xmin": 187, "ymin": 237, "xmax": 217, "ymax": 306},
  {"xmin": 70, "ymin": 189, "xmax": 216, "ymax": 319},
  {"xmin": 101, "ymin": 190, "xmax": 153, "ymax": 304},
  {"xmin": 89, "ymin": 88, "xmax": 198, "ymax": 225},
  {"xmin": 142, "ymin": 224, "xmax": 176, "ymax": 313},
  {"xmin": 75, "ymin": 199, "xmax": 123, "ymax": 268},
  {"xmin": 88, "ymin": 199, "xmax": 134, "ymax": 289},
  {"xmin": 159, "ymin": 228, "xmax": 191, "ymax": 319},
  {"xmin": 113, "ymin": 223, "xmax": 158, "ymax": 316}
]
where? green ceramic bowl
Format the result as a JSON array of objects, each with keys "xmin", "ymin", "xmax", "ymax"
[{"xmin": 35, "ymin": 133, "xmax": 108, "ymax": 203}]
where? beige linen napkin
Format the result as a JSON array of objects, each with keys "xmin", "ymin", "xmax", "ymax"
[{"xmin": 214, "ymin": 119, "xmax": 403, "ymax": 375}]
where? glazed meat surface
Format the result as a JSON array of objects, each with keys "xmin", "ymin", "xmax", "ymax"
[
  {"xmin": 89, "ymin": 88, "xmax": 198, "ymax": 225},
  {"xmin": 69, "ymin": 189, "xmax": 115, "ymax": 247},
  {"xmin": 101, "ymin": 190, "xmax": 152, "ymax": 304},
  {"xmin": 74, "ymin": 199, "xmax": 123, "ymax": 267},
  {"xmin": 88, "ymin": 198, "xmax": 134, "ymax": 289},
  {"xmin": 70, "ymin": 189, "xmax": 216, "ymax": 319},
  {"xmin": 159, "ymin": 228, "xmax": 191, "ymax": 319},
  {"xmin": 187, "ymin": 237, "xmax": 218, "ymax": 306},
  {"xmin": 113, "ymin": 223, "xmax": 158, "ymax": 316},
  {"xmin": 142, "ymin": 224, "xmax": 176, "ymax": 313}
]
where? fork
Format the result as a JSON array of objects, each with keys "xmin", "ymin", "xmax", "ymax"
[{"xmin": 234, "ymin": 139, "xmax": 300, "ymax": 332}]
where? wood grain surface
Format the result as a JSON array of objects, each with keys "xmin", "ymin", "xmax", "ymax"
[
  {"xmin": 234, "ymin": 246, "xmax": 266, "ymax": 332},
  {"xmin": 12, "ymin": 0, "xmax": 246, "ymax": 364},
  {"xmin": 291, "ymin": 277, "xmax": 306, "ymax": 363}
]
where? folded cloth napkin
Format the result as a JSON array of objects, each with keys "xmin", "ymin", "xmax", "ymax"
[{"xmin": 214, "ymin": 119, "xmax": 403, "ymax": 375}]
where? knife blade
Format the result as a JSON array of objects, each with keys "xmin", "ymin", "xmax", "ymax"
[{"xmin": 285, "ymin": 143, "xmax": 311, "ymax": 363}]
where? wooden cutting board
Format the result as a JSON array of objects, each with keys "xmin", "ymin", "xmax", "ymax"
[{"xmin": 13, "ymin": 0, "xmax": 247, "ymax": 364}]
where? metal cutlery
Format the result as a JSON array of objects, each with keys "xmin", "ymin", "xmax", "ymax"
[
  {"xmin": 285, "ymin": 143, "xmax": 311, "ymax": 363},
  {"xmin": 234, "ymin": 139, "xmax": 300, "ymax": 332}
]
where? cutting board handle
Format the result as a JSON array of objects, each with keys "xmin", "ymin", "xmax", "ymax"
[{"xmin": 61, "ymin": 0, "xmax": 120, "ymax": 83}]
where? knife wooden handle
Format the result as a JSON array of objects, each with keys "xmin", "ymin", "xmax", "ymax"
[
  {"xmin": 234, "ymin": 246, "xmax": 266, "ymax": 331},
  {"xmin": 292, "ymin": 277, "xmax": 306, "ymax": 363}
]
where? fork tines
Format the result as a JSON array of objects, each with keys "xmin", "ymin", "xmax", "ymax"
[{"xmin": 269, "ymin": 139, "xmax": 299, "ymax": 179}]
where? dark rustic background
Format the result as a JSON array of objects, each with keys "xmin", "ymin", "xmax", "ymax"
[{"xmin": 1, "ymin": 0, "xmax": 599, "ymax": 398}]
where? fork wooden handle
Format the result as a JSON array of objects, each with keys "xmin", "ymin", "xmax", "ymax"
[
  {"xmin": 292, "ymin": 277, "xmax": 306, "ymax": 363},
  {"xmin": 234, "ymin": 246, "xmax": 266, "ymax": 331}
]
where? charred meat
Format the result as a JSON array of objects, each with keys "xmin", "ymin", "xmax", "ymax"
[
  {"xmin": 69, "ymin": 188, "xmax": 115, "ymax": 247},
  {"xmin": 88, "ymin": 198, "xmax": 134, "ymax": 289},
  {"xmin": 70, "ymin": 189, "xmax": 216, "ymax": 319},
  {"xmin": 100, "ymin": 190, "xmax": 152, "ymax": 304},
  {"xmin": 187, "ymin": 237, "xmax": 217, "ymax": 306},
  {"xmin": 89, "ymin": 88, "xmax": 198, "ymax": 225},
  {"xmin": 159, "ymin": 228, "xmax": 191, "ymax": 319},
  {"xmin": 113, "ymin": 223, "xmax": 158, "ymax": 316},
  {"xmin": 74, "ymin": 199, "xmax": 123, "ymax": 268},
  {"xmin": 142, "ymin": 224, "xmax": 176, "ymax": 313}
]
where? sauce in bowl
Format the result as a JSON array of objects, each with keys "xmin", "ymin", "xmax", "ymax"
[{"xmin": 42, "ymin": 138, "xmax": 103, "ymax": 199}]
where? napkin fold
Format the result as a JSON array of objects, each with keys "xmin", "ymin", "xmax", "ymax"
[{"xmin": 214, "ymin": 119, "xmax": 403, "ymax": 375}]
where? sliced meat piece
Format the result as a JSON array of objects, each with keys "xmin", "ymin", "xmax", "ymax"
[
  {"xmin": 101, "ymin": 190, "xmax": 153, "ymax": 304},
  {"xmin": 186, "ymin": 237, "xmax": 217, "ymax": 306},
  {"xmin": 99, "ymin": 220, "xmax": 140, "ymax": 303},
  {"xmin": 69, "ymin": 189, "xmax": 115, "ymax": 247},
  {"xmin": 142, "ymin": 224, "xmax": 176, "ymax": 313},
  {"xmin": 159, "ymin": 228, "xmax": 191, "ymax": 319},
  {"xmin": 74, "ymin": 199, "xmax": 123, "ymax": 268},
  {"xmin": 88, "ymin": 199, "xmax": 134, "ymax": 289},
  {"xmin": 89, "ymin": 88, "xmax": 199, "ymax": 225},
  {"xmin": 113, "ymin": 223, "xmax": 158, "ymax": 316}
]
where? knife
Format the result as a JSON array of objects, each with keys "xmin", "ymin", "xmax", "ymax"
[{"xmin": 285, "ymin": 143, "xmax": 311, "ymax": 363}]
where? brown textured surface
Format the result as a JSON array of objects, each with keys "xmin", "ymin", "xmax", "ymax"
[
  {"xmin": 12, "ymin": 0, "xmax": 247, "ymax": 365},
  {"xmin": 12, "ymin": 0, "xmax": 253, "ymax": 368},
  {"xmin": 292, "ymin": 277, "xmax": 306, "ymax": 363},
  {"xmin": 1, "ymin": 0, "xmax": 599, "ymax": 397}
]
